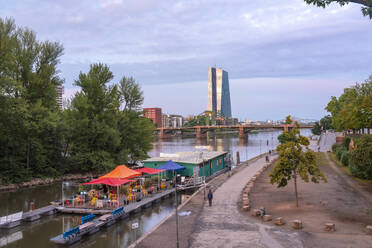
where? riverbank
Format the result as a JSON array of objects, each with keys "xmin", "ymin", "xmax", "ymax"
[
  {"xmin": 133, "ymin": 153, "xmax": 274, "ymax": 248},
  {"xmin": 248, "ymin": 152, "xmax": 372, "ymax": 248},
  {"xmin": 0, "ymin": 173, "xmax": 101, "ymax": 192}
]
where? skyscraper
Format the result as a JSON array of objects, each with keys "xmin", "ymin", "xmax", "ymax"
[
  {"xmin": 56, "ymin": 84, "xmax": 64, "ymax": 109},
  {"xmin": 207, "ymin": 67, "xmax": 232, "ymax": 117}
]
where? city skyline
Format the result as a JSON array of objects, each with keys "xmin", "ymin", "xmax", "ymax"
[{"xmin": 2, "ymin": 1, "xmax": 371, "ymax": 120}]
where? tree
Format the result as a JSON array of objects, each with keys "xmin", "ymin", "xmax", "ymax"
[
  {"xmin": 65, "ymin": 64, "xmax": 154, "ymax": 172},
  {"xmin": 349, "ymin": 135, "xmax": 372, "ymax": 179},
  {"xmin": 184, "ymin": 115, "xmax": 207, "ymax": 127},
  {"xmin": 304, "ymin": 0, "xmax": 372, "ymax": 19},
  {"xmin": 311, "ymin": 122, "xmax": 322, "ymax": 135},
  {"xmin": 0, "ymin": 17, "xmax": 64, "ymax": 183},
  {"xmin": 66, "ymin": 63, "xmax": 120, "ymax": 172},
  {"xmin": 320, "ymin": 115, "xmax": 333, "ymax": 130},
  {"xmin": 326, "ymin": 76, "xmax": 372, "ymax": 133},
  {"xmin": 270, "ymin": 116, "xmax": 327, "ymax": 207},
  {"xmin": 118, "ymin": 76, "xmax": 144, "ymax": 111}
]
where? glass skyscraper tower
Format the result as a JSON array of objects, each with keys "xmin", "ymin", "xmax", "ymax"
[{"xmin": 207, "ymin": 67, "xmax": 232, "ymax": 117}]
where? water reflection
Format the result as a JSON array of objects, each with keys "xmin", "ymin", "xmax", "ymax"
[{"xmin": 150, "ymin": 129, "xmax": 311, "ymax": 163}]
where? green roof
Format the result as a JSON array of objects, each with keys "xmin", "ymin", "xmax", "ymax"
[{"xmin": 144, "ymin": 151, "xmax": 227, "ymax": 164}]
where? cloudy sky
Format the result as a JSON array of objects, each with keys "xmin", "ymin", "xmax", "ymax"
[{"xmin": 1, "ymin": 0, "xmax": 371, "ymax": 120}]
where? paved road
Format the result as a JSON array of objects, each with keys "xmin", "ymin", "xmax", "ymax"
[
  {"xmin": 190, "ymin": 156, "xmax": 304, "ymax": 248},
  {"xmin": 318, "ymin": 131, "xmax": 336, "ymax": 152}
]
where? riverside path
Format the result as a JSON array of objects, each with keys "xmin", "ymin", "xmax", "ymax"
[{"xmin": 190, "ymin": 156, "xmax": 304, "ymax": 248}]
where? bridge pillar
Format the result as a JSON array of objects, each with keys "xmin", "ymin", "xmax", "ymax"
[
  {"xmin": 239, "ymin": 126, "xmax": 248, "ymax": 138},
  {"xmin": 159, "ymin": 129, "xmax": 170, "ymax": 139},
  {"xmin": 196, "ymin": 127, "xmax": 206, "ymax": 139}
]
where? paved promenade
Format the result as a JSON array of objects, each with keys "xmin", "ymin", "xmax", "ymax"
[{"xmin": 190, "ymin": 156, "xmax": 304, "ymax": 248}]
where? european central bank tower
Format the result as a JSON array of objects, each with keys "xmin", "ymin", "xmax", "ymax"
[{"xmin": 207, "ymin": 67, "xmax": 232, "ymax": 117}]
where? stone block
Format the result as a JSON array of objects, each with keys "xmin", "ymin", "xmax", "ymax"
[
  {"xmin": 242, "ymin": 205, "xmax": 250, "ymax": 211},
  {"xmin": 252, "ymin": 209, "xmax": 261, "ymax": 217},
  {"xmin": 292, "ymin": 220, "xmax": 302, "ymax": 229},
  {"xmin": 263, "ymin": 215, "xmax": 272, "ymax": 222},
  {"xmin": 275, "ymin": 217, "xmax": 285, "ymax": 226},
  {"xmin": 365, "ymin": 225, "xmax": 372, "ymax": 235},
  {"xmin": 324, "ymin": 223, "xmax": 336, "ymax": 232}
]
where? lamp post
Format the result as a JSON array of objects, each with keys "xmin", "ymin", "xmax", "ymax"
[
  {"xmin": 259, "ymin": 140, "xmax": 262, "ymax": 155},
  {"xmin": 62, "ymin": 181, "xmax": 64, "ymax": 207},
  {"xmin": 174, "ymin": 171, "xmax": 179, "ymax": 248}
]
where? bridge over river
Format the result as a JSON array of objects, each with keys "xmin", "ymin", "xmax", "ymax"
[{"xmin": 156, "ymin": 124, "xmax": 313, "ymax": 139}]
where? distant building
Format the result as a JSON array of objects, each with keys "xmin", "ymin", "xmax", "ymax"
[
  {"xmin": 56, "ymin": 84, "xmax": 64, "ymax": 109},
  {"xmin": 162, "ymin": 114, "xmax": 170, "ymax": 128},
  {"xmin": 245, "ymin": 118, "xmax": 252, "ymax": 124},
  {"xmin": 143, "ymin": 108, "xmax": 162, "ymax": 128},
  {"xmin": 207, "ymin": 67, "xmax": 232, "ymax": 118},
  {"xmin": 162, "ymin": 114, "xmax": 184, "ymax": 128}
]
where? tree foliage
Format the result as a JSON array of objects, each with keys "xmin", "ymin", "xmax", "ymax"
[
  {"xmin": 0, "ymin": 17, "xmax": 64, "ymax": 183},
  {"xmin": 349, "ymin": 135, "xmax": 372, "ymax": 179},
  {"xmin": 312, "ymin": 115, "xmax": 333, "ymax": 135},
  {"xmin": 311, "ymin": 122, "xmax": 322, "ymax": 135},
  {"xmin": 326, "ymin": 76, "xmax": 372, "ymax": 132},
  {"xmin": 65, "ymin": 64, "xmax": 154, "ymax": 172},
  {"xmin": 184, "ymin": 115, "xmax": 207, "ymax": 127},
  {"xmin": 304, "ymin": 0, "xmax": 372, "ymax": 19},
  {"xmin": 0, "ymin": 18, "xmax": 155, "ymax": 183},
  {"xmin": 270, "ymin": 116, "xmax": 327, "ymax": 207}
]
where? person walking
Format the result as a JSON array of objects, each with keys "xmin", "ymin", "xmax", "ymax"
[{"xmin": 208, "ymin": 189, "xmax": 213, "ymax": 207}]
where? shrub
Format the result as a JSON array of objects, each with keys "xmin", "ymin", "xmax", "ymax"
[
  {"xmin": 349, "ymin": 135, "xmax": 372, "ymax": 180},
  {"xmin": 332, "ymin": 143, "xmax": 341, "ymax": 153},
  {"xmin": 342, "ymin": 136, "xmax": 351, "ymax": 150},
  {"xmin": 340, "ymin": 151, "xmax": 349, "ymax": 166},
  {"xmin": 336, "ymin": 147, "xmax": 346, "ymax": 160}
]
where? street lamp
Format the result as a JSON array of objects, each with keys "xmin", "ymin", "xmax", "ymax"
[{"xmin": 174, "ymin": 171, "xmax": 180, "ymax": 248}]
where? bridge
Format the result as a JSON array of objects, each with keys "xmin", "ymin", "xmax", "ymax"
[{"xmin": 156, "ymin": 124, "xmax": 314, "ymax": 139}]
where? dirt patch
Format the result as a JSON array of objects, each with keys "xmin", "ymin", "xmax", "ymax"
[{"xmin": 247, "ymin": 152, "xmax": 372, "ymax": 247}]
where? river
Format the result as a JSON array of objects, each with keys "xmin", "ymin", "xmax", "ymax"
[{"xmin": 0, "ymin": 129, "xmax": 311, "ymax": 247}]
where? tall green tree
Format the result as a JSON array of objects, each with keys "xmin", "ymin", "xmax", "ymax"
[
  {"xmin": 65, "ymin": 65, "xmax": 154, "ymax": 172},
  {"xmin": 270, "ymin": 116, "xmax": 327, "ymax": 207},
  {"xmin": 66, "ymin": 63, "xmax": 120, "ymax": 172},
  {"xmin": 304, "ymin": 0, "xmax": 372, "ymax": 19},
  {"xmin": 0, "ymin": 17, "xmax": 64, "ymax": 183},
  {"xmin": 326, "ymin": 76, "xmax": 372, "ymax": 133}
]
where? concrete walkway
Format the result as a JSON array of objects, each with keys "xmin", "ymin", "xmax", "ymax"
[{"xmin": 190, "ymin": 156, "xmax": 303, "ymax": 248}]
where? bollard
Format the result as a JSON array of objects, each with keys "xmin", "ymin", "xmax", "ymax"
[
  {"xmin": 292, "ymin": 220, "xmax": 303, "ymax": 229},
  {"xmin": 324, "ymin": 223, "xmax": 336, "ymax": 232},
  {"xmin": 365, "ymin": 225, "xmax": 372, "ymax": 235},
  {"xmin": 251, "ymin": 209, "xmax": 261, "ymax": 217},
  {"xmin": 263, "ymin": 215, "xmax": 272, "ymax": 222},
  {"xmin": 275, "ymin": 217, "xmax": 286, "ymax": 226}
]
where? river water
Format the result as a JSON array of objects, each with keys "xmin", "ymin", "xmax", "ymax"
[{"xmin": 0, "ymin": 129, "xmax": 311, "ymax": 247}]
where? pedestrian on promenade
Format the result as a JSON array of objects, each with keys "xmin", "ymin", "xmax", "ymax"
[{"xmin": 208, "ymin": 189, "xmax": 213, "ymax": 207}]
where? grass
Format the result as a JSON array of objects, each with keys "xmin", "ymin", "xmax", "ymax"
[{"xmin": 315, "ymin": 152, "xmax": 328, "ymax": 167}]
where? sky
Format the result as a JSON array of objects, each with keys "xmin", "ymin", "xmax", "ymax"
[{"xmin": 1, "ymin": 0, "xmax": 371, "ymax": 120}]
